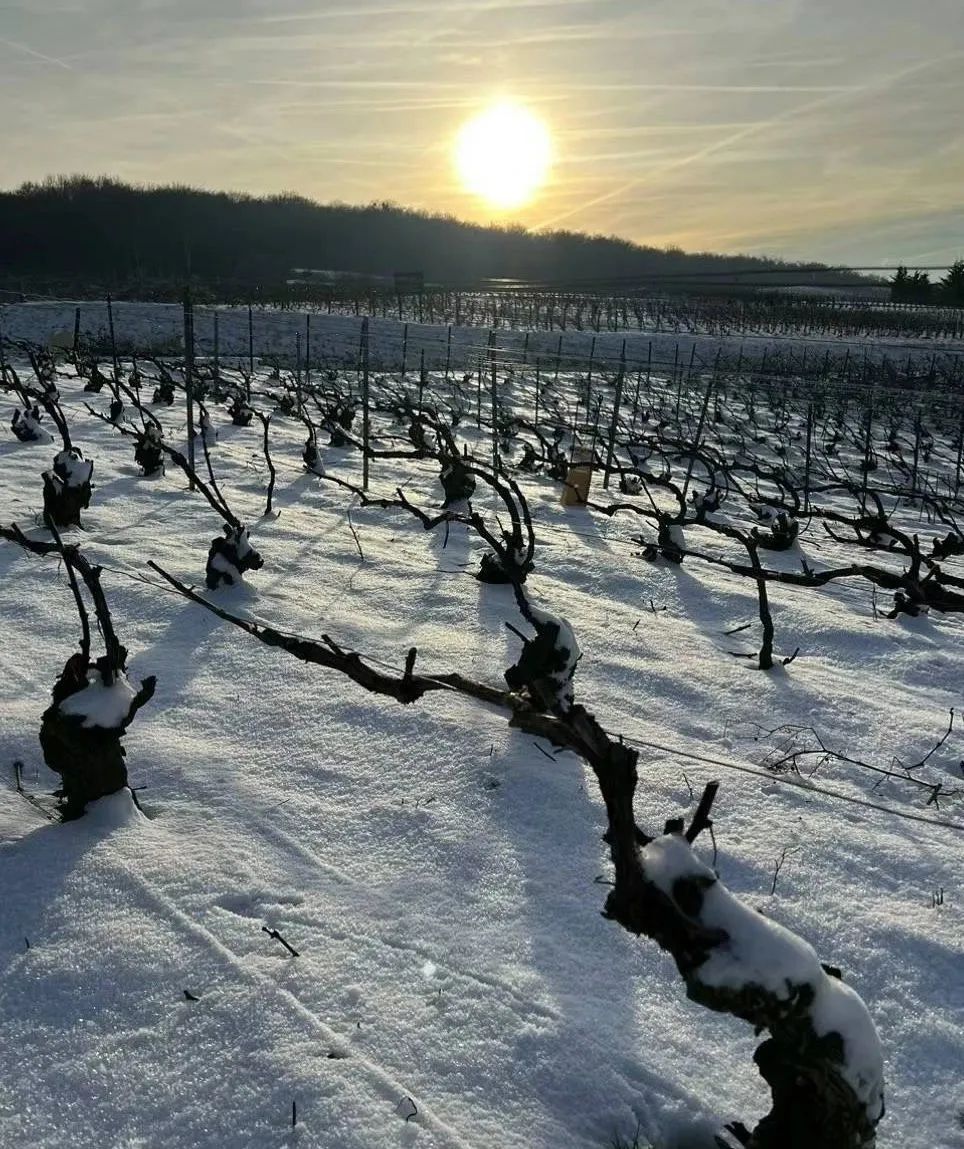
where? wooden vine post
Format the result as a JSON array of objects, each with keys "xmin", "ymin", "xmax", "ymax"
[
  {"xmin": 106, "ymin": 293, "xmax": 119, "ymax": 381},
  {"xmin": 183, "ymin": 287, "xmax": 197, "ymax": 491},
  {"xmin": 602, "ymin": 340, "xmax": 627, "ymax": 490},
  {"xmin": 361, "ymin": 316, "xmax": 371, "ymax": 491},
  {"xmin": 489, "ymin": 328, "xmax": 499, "ymax": 472},
  {"xmin": 247, "ymin": 303, "xmax": 255, "ymax": 385}
]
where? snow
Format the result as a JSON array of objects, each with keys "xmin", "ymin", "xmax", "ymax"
[
  {"xmin": 641, "ymin": 833, "xmax": 884, "ymax": 1121},
  {"xmin": 12, "ymin": 407, "xmax": 45, "ymax": 440},
  {"xmin": 0, "ymin": 310, "xmax": 962, "ymax": 1149},
  {"xmin": 209, "ymin": 549, "xmax": 241, "ymax": 582},
  {"xmin": 83, "ymin": 788, "xmax": 146, "ymax": 831},
  {"xmin": 234, "ymin": 526, "xmax": 255, "ymax": 561},
  {"xmin": 812, "ymin": 978, "xmax": 886, "ymax": 1120},
  {"xmin": 3, "ymin": 299, "xmax": 962, "ymax": 382},
  {"xmin": 52, "ymin": 446, "xmax": 93, "ymax": 487},
  {"xmin": 528, "ymin": 603, "xmax": 581, "ymax": 708},
  {"xmin": 58, "ymin": 672, "xmax": 139, "ymax": 729}
]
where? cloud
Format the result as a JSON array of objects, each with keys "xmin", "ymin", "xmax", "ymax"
[{"xmin": 1, "ymin": 0, "xmax": 962, "ymax": 263}]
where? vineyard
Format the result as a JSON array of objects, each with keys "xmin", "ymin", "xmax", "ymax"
[{"xmin": 1, "ymin": 299, "xmax": 963, "ymax": 1149}]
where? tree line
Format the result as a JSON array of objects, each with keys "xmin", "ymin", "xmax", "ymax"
[
  {"xmin": 1, "ymin": 174, "xmax": 856, "ymax": 299},
  {"xmin": 890, "ymin": 261, "xmax": 964, "ymax": 305}
]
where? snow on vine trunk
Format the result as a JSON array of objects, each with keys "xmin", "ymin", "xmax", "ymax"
[
  {"xmin": 11, "ymin": 404, "xmax": 45, "ymax": 442},
  {"xmin": 205, "ymin": 524, "xmax": 264, "ymax": 589},
  {"xmin": 39, "ymin": 660, "xmax": 156, "ymax": 819},
  {"xmin": 505, "ymin": 606, "xmax": 581, "ymax": 711},
  {"xmin": 52, "ymin": 446, "xmax": 93, "ymax": 488},
  {"xmin": 42, "ymin": 447, "xmax": 94, "ymax": 527},
  {"xmin": 641, "ymin": 833, "xmax": 884, "ymax": 1146}
]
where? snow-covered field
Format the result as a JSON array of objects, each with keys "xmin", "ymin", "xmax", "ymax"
[
  {"xmin": 3, "ymin": 299, "xmax": 964, "ymax": 378},
  {"xmin": 1, "ymin": 312, "xmax": 963, "ymax": 1149}
]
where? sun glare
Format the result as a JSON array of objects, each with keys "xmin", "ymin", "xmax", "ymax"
[{"xmin": 455, "ymin": 101, "xmax": 552, "ymax": 211}]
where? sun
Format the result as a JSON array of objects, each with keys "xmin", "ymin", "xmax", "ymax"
[{"xmin": 455, "ymin": 101, "xmax": 552, "ymax": 210}]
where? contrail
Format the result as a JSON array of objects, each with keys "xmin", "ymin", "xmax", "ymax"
[
  {"xmin": 535, "ymin": 51, "xmax": 964, "ymax": 231},
  {"xmin": 0, "ymin": 36, "xmax": 73, "ymax": 71}
]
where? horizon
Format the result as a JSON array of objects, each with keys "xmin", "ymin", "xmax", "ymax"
[
  {"xmin": 5, "ymin": 173, "xmax": 958, "ymax": 278},
  {"xmin": 1, "ymin": 1, "xmax": 963, "ymax": 268}
]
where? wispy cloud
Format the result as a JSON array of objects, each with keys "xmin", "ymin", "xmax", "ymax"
[
  {"xmin": 0, "ymin": 34, "xmax": 72, "ymax": 69},
  {"xmin": 1, "ymin": 0, "xmax": 963, "ymax": 263},
  {"xmin": 534, "ymin": 50, "xmax": 964, "ymax": 232}
]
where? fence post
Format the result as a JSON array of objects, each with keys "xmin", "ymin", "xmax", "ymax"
[
  {"xmin": 248, "ymin": 304, "xmax": 255, "ymax": 378},
  {"xmin": 860, "ymin": 392, "xmax": 874, "ymax": 511},
  {"xmin": 680, "ymin": 376, "xmax": 715, "ymax": 502},
  {"xmin": 488, "ymin": 329, "xmax": 499, "ymax": 471},
  {"xmin": 602, "ymin": 340, "xmax": 627, "ymax": 489},
  {"xmin": 361, "ymin": 316, "xmax": 371, "ymax": 491},
  {"xmin": 213, "ymin": 312, "xmax": 220, "ymax": 382},
  {"xmin": 107, "ymin": 293, "xmax": 119, "ymax": 380},
  {"xmin": 183, "ymin": 288, "xmax": 197, "ymax": 492},
  {"xmin": 675, "ymin": 345, "xmax": 685, "ymax": 421},
  {"xmin": 444, "ymin": 324, "xmax": 452, "ymax": 382},
  {"xmin": 418, "ymin": 347, "xmax": 426, "ymax": 417},
  {"xmin": 804, "ymin": 401, "xmax": 814, "ymax": 512},
  {"xmin": 304, "ymin": 312, "xmax": 311, "ymax": 392},
  {"xmin": 295, "ymin": 331, "xmax": 303, "ymax": 414},
  {"xmin": 401, "ymin": 322, "xmax": 409, "ymax": 377},
  {"xmin": 910, "ymin": 407, "xmax": 921, "ymax": 500},
  {"xmin": 586, "ymin": 334, "xmax": 596, "ymax": 413},
  {"xmin": 72, "ymin": 307, "xmax": 82, "ymax": 354}
]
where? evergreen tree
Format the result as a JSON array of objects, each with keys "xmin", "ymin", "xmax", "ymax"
[
  {"xmin": 940, "ymin": 260, "xmax": 964, "ymax": 305},
  {"xmin": 909, "ymin": 270, "xmax": 932, "ymax": 302},
  {"xmin": 890, "ymin": 265, "xmax": 910, "ymax": 302}
]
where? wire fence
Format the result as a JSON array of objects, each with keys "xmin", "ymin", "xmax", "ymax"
[{"xmin": 3, "ymin": 296, "xmax": 964, "ymax": 393}]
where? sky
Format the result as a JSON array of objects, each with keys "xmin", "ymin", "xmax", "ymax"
[{"xmin": 1, "ymin": 0, "xmax": 962, "ymax": 266}]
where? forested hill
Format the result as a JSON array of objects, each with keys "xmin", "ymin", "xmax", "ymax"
[{"xmin": 1, "ymin": 175, "xmax": 840, "ymax": 295}]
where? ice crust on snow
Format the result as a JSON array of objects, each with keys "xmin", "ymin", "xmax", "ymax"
[
  {"xmin": 58, "ymin": 672, "xmax": 139, "ymax": 729},
  {"xmin": 641, "ymin": 833, "xmax": 884, "ymax": 1121}
]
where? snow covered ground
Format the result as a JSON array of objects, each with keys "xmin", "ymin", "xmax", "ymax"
[
  {"xmin": 1, "ymin": 315, "xmax": 963, "ymax": 1149},
  {"xmin": 3, "ymin": 298, "xmax": 963, "ymax": 378}
]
